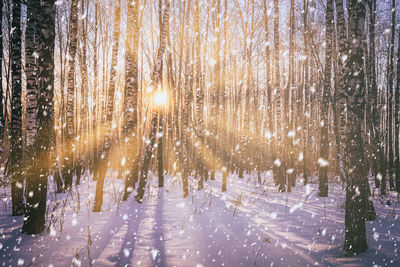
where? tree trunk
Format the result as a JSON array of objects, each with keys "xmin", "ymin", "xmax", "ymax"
[
  {"xmin": 63, "ymin": 0, "xmax": 79, "ymax": 190},
  {"xmin": 342, "ymin": 0, "xmax": 368, "ymax": 255},
  {"xmin": 221, "ymin": 0, "xmax": 228, "ymax": 192},
  {"xmin": 11, "ymin": 0, "xmax": 24, "ymax": 216},
  {"xmin": 302, "ymin": 0, "xmax": 310, "ymax": 185},
  {"xmin": 123, "ymin": 0, "xmax": 140, "ymax": 200},
  {"xmin": 76, "ymin": 0, "xmax": 89, "ymax": 185},
  {"xmin": 318, "ymin": 0, "xmax": 333, "ymax": 197},
  {"xmin": 287, "ymin": 0, "xmax": 295, "ymax": 191},
  {"xmin": 194, "ymin": 0, "xmax": 205, "ymax": 190},
  {"xmin": 157, "ymin": 0, "xmax": 164, "ymax": 188},
  {"xmin": 181, "ymin": 0, "xmax": 191, "ymax": 197},
  {"xmin": 386, "ymin": 0, "xmax": 396, "ymax": 192},
  {"xmin": 92, "ymin": 0, "xmax": 99, "ymax": 181},
  {"xmin": 335, "ymin": 0, "xmax": 349, "ymax": 188},
  {"xmin": 25, "ymin": 0, "xmax": 38, "ymax": 149},
  {"xmin": 158, "ymin": 112, "xmax": 164, "ymax": 187},
  {"xmin": 0, "ymin": 0, "xmax": 3, "ymax": 140},
  {"xmin": 23, "ymin": 0, "xmax": 55, "ymax": 234},
  {"xmin": 273, "ymin": 0, "xmax": 283, "ymax": 192},
  {"xmin": 93, "ymin": 0, "xmax": 121, "ymax": 211},
  {"xmin": 263, "ymin": 0, "xmax": 271, "ymax": 162},
  {"xmin": 396, "ymin": 17, "xmax": 400, "ymax": 192},
  {"xmin": 54, "ymin": 7, "xmax": 65, "ymax": 192},
  {"xmin": 367, "ymin": 0, "xmax": 384, "ymax": 191}
]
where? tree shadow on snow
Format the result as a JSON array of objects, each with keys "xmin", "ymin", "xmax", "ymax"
[{"xmin": 114, "ymin": 188, "xmax": 166, "ymax": 266}]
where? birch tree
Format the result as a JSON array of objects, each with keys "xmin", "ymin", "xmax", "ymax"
[
  {"xmin": 23, "ymin": 0, "xmax": 55, "ymax": 234},
  {"xmin": 123, "ymin": 0, "xmax": 140, "ymax": 200},
  {"xmin": 93, "ymin": 0, "xmax": 122, "ymax": 212},
  {"xmin": 342, "ymin": 0, "xmax": 368, "ymax": 255},
  {"xmin": 136, "ymin": 0, "xmax": 170, "ymax": 203},
  {"xmin": 0, "ymin": 0, "xmax": 4, "ymax": 140},
  {"xmin": 11, "ymin": 0, "xmax": 24, "ymax": 216},
  {"xmin": 386, "ymin": 0, "xmax": 396, "ymax": 191},
  {"xmin": 318, "ymin": 0, "xmax": 333, "ymax": 197},
  {"xmin": 273, "ymin": 0, "xmax": 284, "ymax": 192},
  {"xmin": 63, "ymin": 0, "xmax": 79, "ymax": 190}
]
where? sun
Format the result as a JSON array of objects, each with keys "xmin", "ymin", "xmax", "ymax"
[{"xmin": 151, "ymin": 89, "xmax": 168, "ymax": 108}]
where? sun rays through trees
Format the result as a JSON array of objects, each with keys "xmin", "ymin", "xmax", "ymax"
[{"xmin": 0, "ymin": 0, "xmax": 400, "ymax": 265}]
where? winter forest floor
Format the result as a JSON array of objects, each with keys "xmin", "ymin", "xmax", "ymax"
[{"xmin": 0, "ymin": 171, "xmax": 399, "ymax": 267}]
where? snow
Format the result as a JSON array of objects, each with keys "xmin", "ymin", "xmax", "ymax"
[{"xmin": 0, "ymin": 171, "xmax": 399, "ymax": 266}]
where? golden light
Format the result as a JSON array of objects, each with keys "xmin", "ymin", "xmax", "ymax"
[
  {"xmin": 151, "ymin": 90, "xmax": 168, "ymax": 108},
  {"xmin": 146, "ymin": 86, "xmax": 153, "ymax": 93}
]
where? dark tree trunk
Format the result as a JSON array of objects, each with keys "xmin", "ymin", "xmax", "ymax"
[
  {"xmin": 157, "ymin": 0, "xmax": 164, "ymax": 188},
  {"xmin": 342, "ymin": 0, "xmax": 368, "ymax": 255},
  {"xmin": 386, "ymin": 0, "xmax": 396, "ymax": 192},
  {"xmin": 157, "ymin": 112, "xmax": 164, "ymax": 188},
  {"xmin": 136, "ymin": 114, "xmax": 157, "ymax": 203},
  {"xmin": 23, "ymin": 0, "xmax": 55, "ymax": 234},
  {"xmin": 0, "ymin": 0, "xmax": 4, "ymax": 139},
  {"xmin": 396, "ymin": 16, "xmax": 400, "ymax": 192},
  {"xmin": 11, "ymin": 0, "xmax": 24, "ymax": 216},
  {"xmin": 318, "ymin": 0, "xmax": 333, "ymax": 197}
]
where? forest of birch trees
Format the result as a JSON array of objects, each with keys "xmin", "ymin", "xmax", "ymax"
[{"xmin": 1, "ymin": 0, "xmax": 400, "ymax": 259}]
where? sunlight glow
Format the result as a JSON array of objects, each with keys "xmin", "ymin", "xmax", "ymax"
[{"xmin": 151, "ymin": 90, "xmax": 168, "ymax": 108}]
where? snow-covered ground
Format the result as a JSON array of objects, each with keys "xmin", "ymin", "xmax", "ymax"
[{"xmin": 1, "ymin": 171, "xmax": 399, "ymax": 266}]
